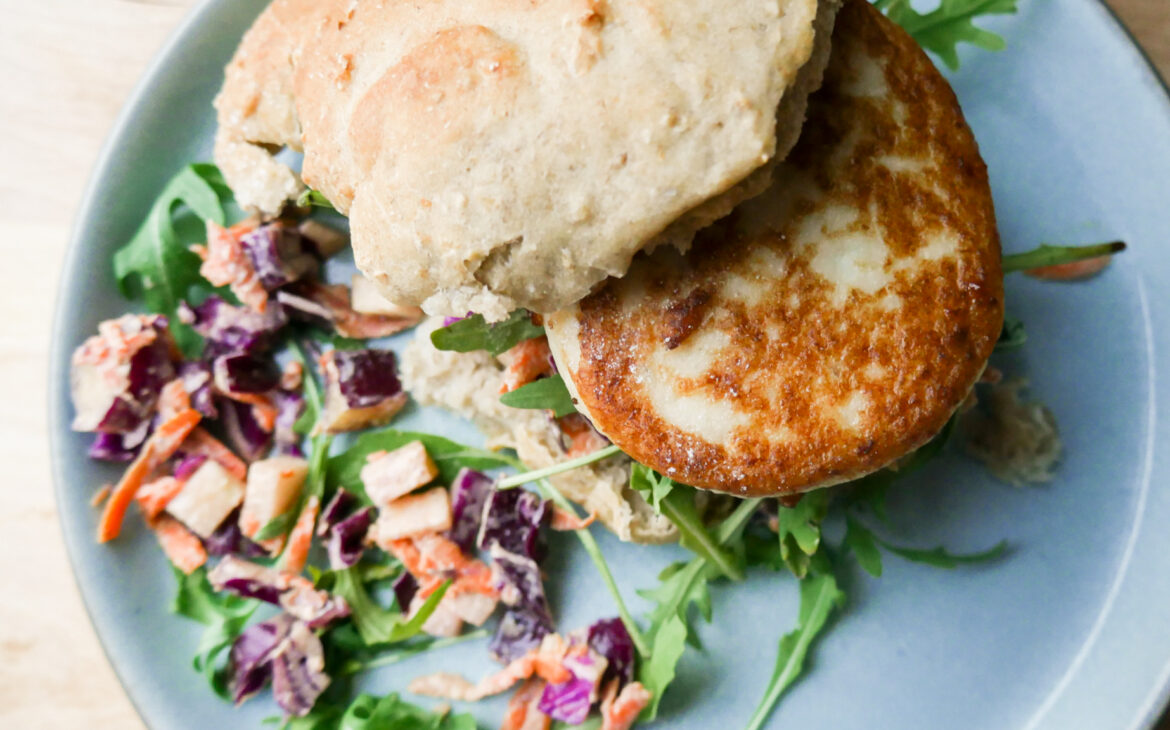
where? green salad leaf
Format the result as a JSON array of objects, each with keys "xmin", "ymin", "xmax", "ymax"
[
  {"xmin": 430, "ymin": 310, "xmax": 545, "ymax": 356},
  {"xmin": 636, "ymin": 558, "xmax": 711, "ymax": 719},
  {"xmin": 296, "ymin": 189, "xmax": 335, "ymax": 210},
  {"xmin": 332, "ymin": 568, "xmax": 449, "ymax": 646},
  {"xmin": 843, "ymin": 516, "xmax": 884, "ymax": 578},
  {"xmin": 996, "ymin": 313, "xmax": 1028, "ymax": 352},
  {"xmin": 743, "ymin": 565, "xmax": 846, "ymax": 730},
  {"xmin": 635, "ymin": 498, "xmax": 763, "ymax": 719},
  {"xmin": 283, "ymin": 692, "xmax": 477, "ymax": 730},
  {"xmin": 499, "ymin": 374, "xmax": 577, "ymax": 417},
  {"xmin": 629, "ymin": 462, "xmax": 676, "ymax": 513},
  {"xmin": 875, "ymin": 0, "xmax": 1018, "ymax": 70},
  {"xmin": 775, "ymin": 490, "xmax": 831, "ymax": 578},
  {"xmin": 171, "ymin": 567, "xmax": 258, "ymax": 697},
  {"xmin": 112, "ymin": 163, "xmax": 232, "ymax": 355},
  {"xmin": 1001, "ymin": 241, "xmax": 1126, "ymax": 274},
  {"xmin": 878, "ymin": 537, "xmax": 1010, "ymax": 569},
  {"xmin": 843, "ymin": 516, "xmax": 1008, "ymax": 571}
]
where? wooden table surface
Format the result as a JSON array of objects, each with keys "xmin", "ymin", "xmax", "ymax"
[{"xmin": 1, "ymin": 2, "xmax": 1166, "ymax": 728}]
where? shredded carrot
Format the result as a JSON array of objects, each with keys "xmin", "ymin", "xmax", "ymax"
[
  {"xmin": 135, "ymin": 476, "xmax": 185, "ymax": 521},
  {"xmin": 386, "ymin": 533, "xmax": 497, "ymax": 599},
  {"xmin": 280, "ymin": 495, "xmax": 319, "ymax": 575},
  {"xmin": 152, "ymin": 515, "xmax": 208, "ymax": 575},
  {"xmin": 1026, "ymin": 255, "xmax": 1113, "ymax": 281},
  {"xmin": 90, "ymin": 485, "xmax": 112, "ymax": 508},
  {"xmin": 195, "ymin": 220, "xmax": 268, "ymax": 312},
  {"xmin": 157, "ymin": 379, "xmax": 191, "ymax": 421},
  {"xmin": 98, "ymin": 409, "xmax": 201, "ymax": 543},
  {"xmin": 498, "ymin": 337, "xmax": 554, "ymax": 394},
  {"xmin": 502, "ymin": 678, "xmax": 550, "ymax": 730},
  {"xmin": 600, "ymin": 681, "xmax": 652, "ymax": 730},
  {"xmin": 183, "ymin": 427, "xmax": 247, "ymax": 481},
  {"xmin": 551, "ymin": 507, "xmax": 596, "ymax": 531},
  {"xmin": 219, "ymin": 391, "xmax": 278, "ymax": 433},
  {"xmin": 557, "ymin": 413, "xmax": 610, "ymax": 458}
]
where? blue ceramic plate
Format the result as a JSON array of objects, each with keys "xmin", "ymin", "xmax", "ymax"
[{"xmin": 49, "ymin": 2, "xmax": 1170, "ymax": 728}]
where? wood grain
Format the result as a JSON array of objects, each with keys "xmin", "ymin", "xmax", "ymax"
[{"xmin": 0, "ymin": 2, "xmax": 1165, "ymax": 729}]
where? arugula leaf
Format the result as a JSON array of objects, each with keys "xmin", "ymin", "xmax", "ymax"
[
  {"xmin": 332, "ymin": 567, "xmax": 449, "ymax": 646},
  {"xmin": 526, "ymin": 475, "xmax": 651, "ymax": 660},
  {"xmin": 629, "ymin": 462, "xmax": 676, "ymax": 513},
  {"xmin": 335, "ymin": 631, "xmax": 489, "ymax": 676},
  {"xmin": 638, "ymin": 614, "xmax": 688, "ymax": 720},
  {"xmin": 499, "ymin": 374, "xmax": 577, "ymax": 417},
  {"xmin": 743, "ymin": 567, "xmax": 846, "ymax": 730},
  {"xmin": 996, "ymin": 313, "xmax": 1027, "ymax": 352},
  {"xmin": 875, "ymin": 0, "xmax": 1018, "ymax": 71},
  {"xmin": 775, "ymin": 490, "xmax": 831, "ymax": 578},
  {"xmin": 843, "ymin": 516, "xmax": 884, "ymax": 578},
  {"xmin": 297, "ymin": 189, "xmax": 335, "ymax": 210},
  {"xmin": 635, "ymin": 498, "xmax": 763, "ymax": 719},
  {"xmin": 496, "ymin": 444, "xmax": 622, "ymax": 489},
  {"xmin": 290, "ymin": 339, "xmax": 323, "ymax": 437},
  {"xmin": 1001, "ymin": 241, "xmax": 1126, "ymax": 274},
  {"xmin": 429, "ymin": 310, "xmax": 545, "ymax": 356},
  {"xmin": 171, "ymin": 567, "xmax": 257, "ymax": 697},
  {"xmin": 878, "ymin": 537, "xmax": 1009, "ymax": 568},
  {"xmin": 328, "ymin": 429, "xmax": 513, "ymax": 501},
  {"xmin": 113, "ymin": 163, "xmax": 231, "ymax": 355},
  {"xmin": 627, "ymin": 465, "xmax": 742, "ymax": 580},
  {"xmin": 254, "ymin": 510, "xmax": 298, "ymax": 542},
  {"xmin": 285, "ymin": 692, "xmax": 476, "ymax": 730},
  {"xmin": 661, "ymin": 487, "xmax": 743, "ymax": 582}
]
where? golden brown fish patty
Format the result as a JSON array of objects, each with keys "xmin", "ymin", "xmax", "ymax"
[{"xmin": 545, "ymin": 0, "xmax": 1004, "ymax": 497}]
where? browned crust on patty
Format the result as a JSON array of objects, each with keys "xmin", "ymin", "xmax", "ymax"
[{"xmin": 556, "ymin": 0, "xmax": 1004, "ymax": 497}]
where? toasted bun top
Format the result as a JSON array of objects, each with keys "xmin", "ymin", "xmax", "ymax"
[
  {"xmin": 546, "ymin": 0, "xmax": 1004, "ymax": 497},
  {"xmin": 213, "ymin": 0, "xmax": 839, "ymax": 320}
]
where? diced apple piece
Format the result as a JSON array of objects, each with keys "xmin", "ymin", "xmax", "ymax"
[
  {"xmin": 447, "ymin": 591, "xmax": 498, "ymax": 626},
  {"xmin": 350, "ymin": 274, "xmax": 425, "ymax": 319},
  {"xmin": 360, "ymin": 441, "xmax": 439, "ymax": 506},
  {"xmin": 373, "ymin": 487, "xmax": 452, "ymax": 542},
  {"xmin": 166, "ymin": 459, "xmax": 245, "ymax": 538},
  {"xmin": 239, "ymin": 455, "xmax": 310, "ymax": 538}
]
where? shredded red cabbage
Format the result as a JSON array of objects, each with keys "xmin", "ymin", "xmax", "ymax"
[
  {"xmin": 220, "ymin": 398, "xmax": 273, "ymax": 462},
  {"xmin": 445, "ymin": 468, "xmax": 493, "ymax": 554},
  {"xmin": 271, "ymin": 619, "xmax": 331, "ymax": 716},
  {"xmin": 325, "ymin": 506, "xmax": 374, "ymax": 570},
  {"xmin": 392, "ymin": 571, "xmax": 419, "ymax": 612},
  {"xmin": 331, "ymin": 349, "xmax": 403, "ymax": 409},
  {"xmin": 179, "ymin": 296, "xmax": 287, "ymax": 357},
  {"xmin": 213, "ymin": 352, "xmax": 280, "ymax": 394},
  {"xmin": 178, "ymin": 361, "xmax": 218, "ymax": 418},
  {"xmin": 537, "ymin": 650, "xmax": 607, "ymax": 724},
  {"xmin": 586, "ymin": 618, "xmax": 635, "ymax": 688},
  {"xmin": 489, "ymin": 608, "xmax": 553, "ymax": 664},
  {"xmin": 477, "ymin": 487, "xmax": 550, "ymax": 562},
  {"xmin": 240, "ymin": 223, "xmax": 319, "ymax": 291}
]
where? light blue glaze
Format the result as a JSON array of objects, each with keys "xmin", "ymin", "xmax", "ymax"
[{"xmin": 48, "ymin": 1, "xmax": 1170, "ymax": 728}]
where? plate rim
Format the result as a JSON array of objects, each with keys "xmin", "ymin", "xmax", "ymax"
[{"xmin": 46, "ymin": 1, "xmax": 1170, "ymax": 728}]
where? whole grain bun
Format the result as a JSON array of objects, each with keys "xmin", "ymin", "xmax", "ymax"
[
  {"xmin": 546, "ymin": 0, "xmax": 1004, "ymax": 497},
  {"xmin": 400, "ymin": 318, "xmax": 677, "ymax": 545},
  {"xmin": 214, "ymin": 0, "xmax": 842, "ymax": 321}
]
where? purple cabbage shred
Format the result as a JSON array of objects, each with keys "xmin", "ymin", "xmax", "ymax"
[
  {"xmin": 331, "ymin": 349, "xmax": 402, "ymax": 409},
  {"xmin": 489, "ymin": 608, "xmax": 553, "ymax": 664},
  {"xmin": 477, "ymin": 487, "xmax": 550, "ymax": 562},
  {"xmin": 445, "ymin": 468, "xmax": 493, "ymax": 555}
]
